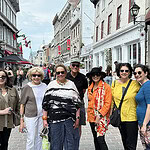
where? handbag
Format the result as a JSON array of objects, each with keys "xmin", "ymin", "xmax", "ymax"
[{"xmin": 110, "ymin": 79, "xmax": 132, "ymax": 127}]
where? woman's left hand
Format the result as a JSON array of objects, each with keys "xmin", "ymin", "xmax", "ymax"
[
  {"xmin": 95, "ymin": 115, "xmax": 100, "ymax": 125},
  {"xmin": 73, "ymin": 119, "xmax": 80, "ymax": 129}
]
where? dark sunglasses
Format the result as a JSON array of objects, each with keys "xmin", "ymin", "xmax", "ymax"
[
  {"xmin": 133, "ymin": 71, "xmax": 142, "ymax": 76},
  {"xmin": 72, "ymin": 64, "xmax": 79, "ymax": 68},
  {"xmin": 91, "ymin": 73, "xmax": 101, "ymax": 77},
  {"xmin": 0, "ymin": 76, "xmax": 6, "ymax": 79},
  {"xmin": 120, "ymin": 70, "xmax": 129, "ymax": 73},
  {"xmin": 56, "ymin": 71, "xmax": 65, "ymax": 75},
  {"xmin": 32, "ymin": 74, "xmax": 42, "ymax": 77}
]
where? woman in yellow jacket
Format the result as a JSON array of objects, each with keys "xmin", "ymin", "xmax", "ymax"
[
  {"xmin": 86, "ymin": 67, "xmax": 112, "ymax": 150},
  {"xmin": 112, "ymin": 63, "xmax": 140, "ymax": 150}
]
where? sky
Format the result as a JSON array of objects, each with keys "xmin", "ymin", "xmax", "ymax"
[{"xmin": 17, "ymin": 0, "xmax": 67, "ymax": 59}]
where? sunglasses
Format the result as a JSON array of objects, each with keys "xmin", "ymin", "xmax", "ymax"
[
  {"xmin": 56, "ymin": 71, "xmax": 65, "ymax": 75},
  {"xmin": 91, "ymin": 73, "xmax": 101, "ymax": 77},
  {"xmin": 133, "ymin": 71, "xmax": 142, "ymax": 76},
  {"xmin": 32, "ymin": 74, "xmax": 41, "ymax": 77},
  {"xmin": 0, "ymin": 76, "xmax": 6, "ymax": 80},
  {"xmin": 120, "ymin": 70, "xmax": 129, "ymax": 73},
  {"xmin": 72, "ymin": 64, "xmax": 79, "ymax": 68}
]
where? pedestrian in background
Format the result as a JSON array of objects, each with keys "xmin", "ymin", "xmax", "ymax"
[
  {"xmin": 111, "ymin": 63, "xmax": 140, "ymax": 150},
  {"xmin": 17, "ymin": 67, "xmax": 24, "ymax": 91},
  {"xmin": 0, "ymin": 68, "xmax": 20, "ymax": 150},
  {"xmin": 19, "ymin": 67, "xmax": 47, "ymax": 150},
  {"xmin": 104, "ymin": 65, "xmax": 112, "ymax": 86},
  {"xmin": 86, "ymin": 67, "xmax": 112, "ymax": 150},
  {"xmin": 42, "ymin": 64, "xmax": 81, "ymax": 150},
  {"xmin": 42, "ymin": 63, "xmax": 51, "ymax": 85},
  {"xmin": 66, "ymin": 58, "xmax": 88, "ymax": 137},
  {"xmin": 134, "ymin": 64, "xmax": 150, "ymax": 149}
]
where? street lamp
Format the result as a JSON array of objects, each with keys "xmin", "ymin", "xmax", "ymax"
[{"xmin": 130, "ymin": 2, "xmax": 145, "ymax": 24}]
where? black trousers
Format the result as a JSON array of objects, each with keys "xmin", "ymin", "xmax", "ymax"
[
  {"xmin": 0, "ymin": 127, "xmax": 12, "ymax": 150},
  {"xmin": 119, "ymin": 121, "xmax": 138, "ymax": 150},
  {"xmin": 90, "ymin": 122, "xmax": 108, "ymax": 150}
]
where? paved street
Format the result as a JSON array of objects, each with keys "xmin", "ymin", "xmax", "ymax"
[{"xmin": 8, "ymin": 80, "xmax": 143, "ymax": 150}]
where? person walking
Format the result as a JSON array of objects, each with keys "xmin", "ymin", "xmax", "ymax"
[
  {"xmin": 111, "ymin": 63, "xmax": 140, "ymax": 150},
  {"xmin": 17, "ymin": 67, "xmax": 24, "ymax": 91},
  {"xmin": 42, "ymin": 63, "xmax": 51, "ymax": 85},
  {"xmin": 66, "ymin": 58, "xmax": 88, "ymax": 136},
  {"xmin": 0, "ymin": 68, "xmax": 20, "ymax": 150},
  {"xmin": 19, "ymin": 67, "xmax": 47, "ymax": 150},
  {"xmin": 134, "ymin": 64, "xmax": 150, "ymax": 149},
  {"xmin": 104, "ymin": 65, "xmax": 112, "ymax": 86},
  {"xmin": 86, "ymin": 67, "xmax": 112, "ymax": 150},
  {"xmin": 42, "ymin": 64, "xmax": 81, "ymax": 150}
]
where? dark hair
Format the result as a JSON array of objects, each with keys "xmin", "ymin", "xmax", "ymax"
[
  {"xmin": 0, "ymin": 68, "xmax": 12, "ymax": 87},
  {"xmin": 116, "ymin": 63, "xmax": 133, "ymax": 78},
  {"xmin": 134, "ymin": 64, "xmax": 150, "ymax": 79}
]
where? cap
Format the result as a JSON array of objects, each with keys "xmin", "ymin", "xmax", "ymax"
[{"xmin": 71, "ymin": 58, "xmax": 81, "ymax": 64}]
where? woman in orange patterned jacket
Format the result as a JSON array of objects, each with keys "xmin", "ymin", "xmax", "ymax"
[{"xmin": 86, "ymin": 67, "xmax": 112, "ymax": 150}]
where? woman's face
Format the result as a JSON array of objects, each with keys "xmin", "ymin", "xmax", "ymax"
[
  {"xmin": 119, "ymin": 66, "xmax": 130, "ymax": 79},
  {"xmin": 91, "ymin": 72, "xmax": 101, "ymax": 84},
  {"xmin": 0, "ymin": 71, "xmax": 7, "ymax": 86},
  {"xmin": 134, "ymin": 67, "xmax": 147, "ymax": 84},
  {"xmin": 56, "ymin": 67, "xmax": 66, "ymax": 82},
  {"xmin": 31, "ymin": 71, "xmax": 42, "ymax": 85}
]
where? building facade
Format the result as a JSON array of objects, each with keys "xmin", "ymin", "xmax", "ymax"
[
  {"xmin": 90, "ymin": 0, "xmax": 150, "ymax": 71},
  {"xmin": 0, "ymin": 0, "xmax": 19, "ymax": 61}
]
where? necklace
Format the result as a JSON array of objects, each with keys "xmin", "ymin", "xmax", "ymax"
[{"xmin": 56, "ymin": 79, "xmax": 67, "ymax": 86}]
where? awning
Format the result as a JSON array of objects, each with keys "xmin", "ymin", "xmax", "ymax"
[
  {"xmin": 145, "ymin": 10, "xmax": 150, "ymax": 25},
  {"xmin": 5, "ymin": 50, "xmax": 13, "ymax": 55}
]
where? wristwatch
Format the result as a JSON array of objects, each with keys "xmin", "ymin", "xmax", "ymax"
[{"xmin": 76, "ymin": 116, "xmax": 80, "ymax": 120}]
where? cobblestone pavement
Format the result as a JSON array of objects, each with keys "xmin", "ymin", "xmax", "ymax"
[{"xmin": 8, "ymin": 80, "xmax": 143, "ymax": 150}]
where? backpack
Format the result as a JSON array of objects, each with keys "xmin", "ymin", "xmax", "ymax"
[{"xmin": 43, "ymin": 68, "xmax": 49, "ymax": 79}]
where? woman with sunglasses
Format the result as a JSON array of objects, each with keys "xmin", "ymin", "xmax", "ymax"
[
  {"xmin": 42, "ymin": 64, "xmax": 81, "ymax": 150},
  {"xmin": 86, "ymin": 67, "xmax": 112, "ymax": 150},
  {"xmin": 0, "ymin": 68, "xmax": 20, "ymax": 150},
  {"xmin": 134, "ymin": 64, "xmax": 150, "ymax": 149},
  {"xmin": 112, "ymin": 63, "xmax": 140, "ymax": 150},
  {"xmin": 19, "ymin": 67, "xmax": 47, "ymax": 150}
]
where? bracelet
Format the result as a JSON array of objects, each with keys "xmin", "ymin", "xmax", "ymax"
[{"xmin": 42, "ymin": 116, "xmax": 48, "ymax": 120}]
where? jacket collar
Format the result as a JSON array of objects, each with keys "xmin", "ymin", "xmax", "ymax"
[{"xmin": 88, "ymin": 80, "xmax": 103, "ymax": 90}]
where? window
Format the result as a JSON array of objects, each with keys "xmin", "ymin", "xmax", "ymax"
[
  {"xmin": 96, "ymin": 26, "xmax": 98, "ymax": 42},
  {"xmin": 101, "ymin": 21, "xmax": 104, "ymax": 39},
  {"xmin": 0, "ymin": 21, "xmax": 3, "ymax": 40},
  {"xmin": 96, "ymin": 54, "xmax": 99, "ymax": 66},
  {"xmin": 116, "ymin": 47, "xmax": 122, "ymax": 62},
  {"xmin": 108, "ymin": 14, "xmax": 112, "ymax": 35},
  {"xmin": 102, "ymin": 0, "xmax": 105, "ymax": 10},
  {"xmin": 96, "ymin": 3, "xmax": 100, "ymax": 17},
  {"xmin": 128, "ymin": 0, "xmax": 134, "ymax": 23},
  {"xmin": 116, "ymin": 5, "xmax": 122, "ymax": 29}
]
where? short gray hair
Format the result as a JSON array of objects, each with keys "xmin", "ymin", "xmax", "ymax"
[{"xmin": 28, "ymin": 67, "xmax": 44, "ymax": 80}]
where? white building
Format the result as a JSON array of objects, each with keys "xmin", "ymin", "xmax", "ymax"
[
  {"xmin": 0, "ymin": 0, "xmax": 19, "ymax": 62},
  {"xmin": 90, "ymin": 0, "xmax": 150, "ymax": 71}
]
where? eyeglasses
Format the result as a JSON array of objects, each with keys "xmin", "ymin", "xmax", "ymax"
[
  {"xmin": 32, "ymin": 74, "xmax": 41, "ymax": 77},
  {"xmin": 56, "ymin": 71, "xmax": 65, "ymax": 75},
  {"xmin": 72, "ymin": 64, "xmax": 79, "ymax": 68},
  {"xmin": 0, "ymin": 76, "xmax": 6, "ymax": 80},
  {"xmin": 91, "ymin": 73, "xmax": 101, "ymax": 77},
  {"xmin": 133, "ymin": 71, "xmax": 142, "ymax": 76},
  {"xmin": 120, "ymin": 70, "xmax": 129, "ymax": 73}
]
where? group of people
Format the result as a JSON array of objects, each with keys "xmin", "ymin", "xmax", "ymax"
[{"xmin": 0, "ymin": 60, "xmax": 150, "ymax": 150}]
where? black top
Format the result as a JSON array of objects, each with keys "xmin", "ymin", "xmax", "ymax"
[{"xmin": 66, "ymin": 72, "xmax": 88, "ymax": 101}]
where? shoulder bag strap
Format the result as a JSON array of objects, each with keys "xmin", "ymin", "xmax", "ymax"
[{"xmin": 118, "ymin": 79, "xmax": 132, "ymax": 110}]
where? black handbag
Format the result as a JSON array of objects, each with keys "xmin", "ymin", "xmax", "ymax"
[{"xmin": 110, "ymin": 79, "xmax": 132, "ymax": 127}]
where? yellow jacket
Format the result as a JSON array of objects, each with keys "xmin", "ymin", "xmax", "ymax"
[{"xmin": 111, "ymin": 79, "xmax": 140, "ymax": 122}]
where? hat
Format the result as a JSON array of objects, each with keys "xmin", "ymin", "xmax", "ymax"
[
  {"xmin": 71, "ymin": 58, "xmax": 80, "ymax": 64},
  {"xmin": 86, "ymin": 67, "xmax": 106, "ymax": 78}
]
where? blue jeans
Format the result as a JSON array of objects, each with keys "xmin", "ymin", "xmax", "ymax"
[{"xmin": 49, "ymin": 119, "xmax": 80, "ymax": 150}]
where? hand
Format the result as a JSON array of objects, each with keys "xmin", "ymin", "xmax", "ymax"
[
  {"xmin": 3, "ymin": 107, "xmax": 12, "ymax": 115},
  {"xmin": 73, "ymin": 119, "xmax": 80, "ymax": 129},
  {"xmin": 19, "ymin": 121, "xmax": 25, "ymax": 133},
  {"xmin": 141, "ymin": 124, "xmax": 146, "ymax": 136},
  {"xmin": 95, "ymin": 115, "xmax": 100, "ymax": 125},
  {"xmin": 43, "ymin": 120, "xmax": 48, "ymax": 128}
]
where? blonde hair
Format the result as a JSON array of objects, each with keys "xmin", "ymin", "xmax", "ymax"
[{"xmin": 28, "ymin": 67, "xmax": 44, "ymax": 80}]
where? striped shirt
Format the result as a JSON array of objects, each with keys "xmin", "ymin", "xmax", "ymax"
[{"xmin": 42, "ymin": 80, "xmax": 81, "ymax": 123}]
